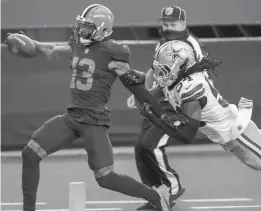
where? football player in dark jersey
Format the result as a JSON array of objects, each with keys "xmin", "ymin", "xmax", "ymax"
[
  {"xmin": 5, "ymin": 4, "xmax": 192, "ymax": 211},
  {"xmin": 127, "ymin": 6, "xmax": 209, "ymax": 210}
]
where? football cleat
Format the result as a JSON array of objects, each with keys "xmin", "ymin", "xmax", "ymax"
[
  {"xmin": 154, "ymin": 184, "xmax": 171, "ymax": 211},
  {"xmin": 169, "ymin": 186, "xmax": 186, "ymax": 205}
]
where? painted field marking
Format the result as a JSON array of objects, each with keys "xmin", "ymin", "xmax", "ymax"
[
  {"xmin": 85, "ymin": 198, "xmax": 253, "ymax": 204},
  {"xmin": 182, "ymin": 198, "xmax": 253, "ymax": 203},
  {"xmin": 1, "ymin": 209, "xmax": 123, "ymax": 211},
  {"xmin": 191, "ymin": 205, "xmax": 261, "ymax": 209}
]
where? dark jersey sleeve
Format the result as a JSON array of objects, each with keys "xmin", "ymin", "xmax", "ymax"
[{"xmin": 110, "ymin": 42, "xmax": 131, "ymax": 63}]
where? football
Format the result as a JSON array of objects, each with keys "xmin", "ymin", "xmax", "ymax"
[{"xmin": 6, "ymin": 33, "xmax": 37, "ymax": 58}]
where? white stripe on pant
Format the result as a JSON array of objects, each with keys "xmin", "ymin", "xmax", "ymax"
[
  {"xmin": 153, "ymin": 134, "xmax": 179, "ymax": 194},
  {"xmin": 225, "ymin": 120, "xmax": 261, "ymax": 171}
]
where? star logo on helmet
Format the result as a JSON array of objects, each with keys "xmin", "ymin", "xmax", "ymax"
[{"xmin": 166, "ymin": 47, "xmax": 182, "ymax": 62}]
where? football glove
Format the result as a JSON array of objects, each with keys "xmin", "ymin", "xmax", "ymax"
[
  {"xmin": 160, "ymin": 113, "xmax": 189, "ymax": 130},
  {"xmin": 119, "ymin": 69, "xmax": 145, "ymax": 85}
]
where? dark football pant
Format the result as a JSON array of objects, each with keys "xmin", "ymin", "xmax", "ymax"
[
  {"xmin": 23, "ymin": 113, "xmax": 166, "ymax": 211},
  {"xmin": 135, "ymin": 118, "xmax": 181, "ymax": 194},
  {"xmin": 29, "ymin": 113, "xmax": 114, "ymax": 175}
]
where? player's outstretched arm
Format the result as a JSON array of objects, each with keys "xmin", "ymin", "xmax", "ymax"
[
  {"xmin": 5, "ymin": 32, "xmax": 72, "ymax": 60},
  {"xmin": 108, "ymin": 60, "xmax": 190, "ymax": 131},
  {"xmin": 108, "ymin": 60, "xmax": 164, "ymax": 115},
  {"xmin": 126, "ymin": 67, "xmax": 156, "ymax": 108},
  {"xmin": 32, "ymin": 40, "xmax": 72, "ymax": 60}
]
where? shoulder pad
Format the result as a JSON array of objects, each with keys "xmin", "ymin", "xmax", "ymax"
[
  {"xmin": 109, "ymin": 40, "xmax": 130, "ymax": 63},
  {"xmin": 177, "ymin": 74, "xmax": 206, "ymax": 104}
]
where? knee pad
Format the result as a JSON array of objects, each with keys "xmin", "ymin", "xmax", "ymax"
[
  {"xmin": 24, "ymin": 140, "xmax": 47, "ymax": 159},
  {"xmin": 22, "ymin": 142, "xmax": 44, "ymax": 164},
  {"xmin": 93, "ymin": 165, "xmax": 114, "ymax": 179},
  {"xmin": 96, "ymin": 172, "xmax": 116, "ymax": 188}
]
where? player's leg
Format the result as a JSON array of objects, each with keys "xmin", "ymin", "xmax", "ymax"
[
  {"xmin": 135, "ymin": 119, "xmax": 156, "ymax": 187},
  {"xmin": 82, "ymin": 124, "xmax": 170, "ymax": 210},
  {"xmin": 135, "ymin": 123, "xmax": 184, "ymax": 209},
  {"xmin": 225, "ymin": 120, "xmax": 261, "ymax": 170},
  {"xmin": 139, "ymin": 124, "xmax": 182, "ymax": 190},
  {"xmin": 22, "ymin": 114, "xmax": 79, "ymax": 211}
]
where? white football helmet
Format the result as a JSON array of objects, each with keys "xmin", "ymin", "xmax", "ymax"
[{"xmin": 153, "ymin": 40, "xmax": 196, "ymax": 87}]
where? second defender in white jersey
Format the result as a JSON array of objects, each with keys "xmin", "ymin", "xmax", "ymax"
[
  {"xmin": 166, "ymin": 71, "xmax": 237, "ymax": 145},
  {"xmin": 153, "ymin": 40, "xmax": 261, "ymax": 170}
]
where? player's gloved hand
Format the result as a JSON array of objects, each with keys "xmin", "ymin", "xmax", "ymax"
[
  {"xmin": 127, "ymin": 94, "xmax": 137, "ymax": 108},
  {"xmin": 5, "ymin": 31, "xmax": 26, "ymax": 44},
  {"xmin": 5, "ymin": 31, "xmax": 25, "ymax": 37},
  {"xmin": 120, "ymin": 69, "xmax": 145, "ymax": 85},
  {"xmin": 140, "ymin": 102, "xmax": 153, "ymax": 117},
  {"xmin": 160, "ymin": 113, "xmax": 189, "ymax": 130}
]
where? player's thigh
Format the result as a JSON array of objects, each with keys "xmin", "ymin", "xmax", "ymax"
[
  {"xmin": 82, "ymin": 125, "xmax": 113, "ymax": 176},
  {"xmin": 139, "ymin": 124, "xmax": 168, "ymax": 150},
  {"xmin": 30, "ymin": 114, "xmax": 78, "ymax": 157}
]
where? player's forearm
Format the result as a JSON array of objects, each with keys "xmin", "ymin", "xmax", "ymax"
[
  {"xmin": 32, "ymin": 40, "xmax": 71, "ymax": 60},
  {"xmin": 119, "ymin": 71, "xmax": 165, "ymax": 117},
  {"xmin": 32, "ymin": 40, "xmax": 57, "ymax": 58},
  {"xmin": 149, "ymin": 86, "xmax": 165, "ymax": 100},
  {"xmin": 109, "ymin": 61, "xmax": 165, "ymax": 117},
  {"xmin": 145, "ymin": 68, "xmax": 154, "ymax": 89}
]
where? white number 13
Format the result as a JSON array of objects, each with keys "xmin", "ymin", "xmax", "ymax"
[{"xmin": 70, "ymin": 57, "xmax": 95, "ymax": 91}]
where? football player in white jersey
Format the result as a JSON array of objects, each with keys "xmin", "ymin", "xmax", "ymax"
[
  {"xmin": 152, "ymin": 40, "xmax": 261, "ymax": 171},
  {"xmin": 128, "ymin": 6, "xmax": 210, "ymax": 210}
]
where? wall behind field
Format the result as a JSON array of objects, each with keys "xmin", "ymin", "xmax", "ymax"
[
  {"xmin": 2, "ymin": 0, "xmax": 261, "ymax": 28},
  {"xmin": 2, "ymin": 40, "xmax": 261, "ymax": 149}
]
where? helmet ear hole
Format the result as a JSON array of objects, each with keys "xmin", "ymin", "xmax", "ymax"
[{"xmin": 103, "ymin": 28, "xmax": 107, "ymax": 32}]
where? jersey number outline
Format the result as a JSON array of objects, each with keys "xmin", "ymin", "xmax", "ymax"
[
  {"xmin": 70, "ymin": 57, "xmax": 95, "ymax": 91},
  {"xmin": 176, "ymin": 76, "xmax": 193, "ymax": 93}
]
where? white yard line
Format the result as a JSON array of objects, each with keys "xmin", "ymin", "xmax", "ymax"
[
  {"xmin": 182, "ymin": 198, "xmax": 253, "ymax": 202},
  {"xmin": 1, "ymin": 209, "xmax": 122, "ymax": 211},
  {"xmin": 191, "ymin": 205, "xmax": 261, "ymax": 209}
]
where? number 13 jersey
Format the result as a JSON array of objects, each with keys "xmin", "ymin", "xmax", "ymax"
[
  {"xmin": 68, "ymin": 38, "xmax": 130, "ymax": 111},
  {"xmin": 164, "ymin": 72, "xmax": 238, "ymax": 144}
]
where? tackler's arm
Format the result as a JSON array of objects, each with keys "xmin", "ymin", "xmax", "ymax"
[
  {"xmin": 108, "ymin": 61, "xmax": 165, "ymax": 117},
  {"xmin": 108, "ymin": 60, "xmax": 190, "ymax": 131}
]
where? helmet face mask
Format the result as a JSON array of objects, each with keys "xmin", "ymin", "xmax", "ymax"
[
  {"xmin": 74, "ymin": 16, "xmax": 97, "ymax": 43},
  {"xmin": 153, "ymin": 60, "xmax": 179, "ymax": 88},
  {"xmin": 153, "ymin": 40, "xmax": 196, "ymax": 87}
]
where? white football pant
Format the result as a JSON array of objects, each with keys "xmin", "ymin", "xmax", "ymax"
[{"xmin": 224, "ymin": 120, "xmax": 261, "ymax": 171}]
